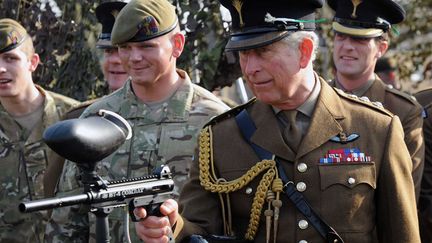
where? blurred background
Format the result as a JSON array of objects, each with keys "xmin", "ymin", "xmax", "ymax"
[{"xmin": 0, "ymin": 0, "xmax": 430, "ymax": 101}]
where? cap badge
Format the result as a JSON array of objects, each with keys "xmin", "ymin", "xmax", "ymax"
[
  {"xmin": 232, "ymin": 0, "xmax": 245, "ymax": 28},
  {"xmin": 137, "ymin": 16, "xmax": 159, "ymax": 36},
  {"xmin": 265, "ymin": 13, "xmax": 307, "ymax": 30},
  {"xmin": 7, "ymin": 30, "xmax": 20, "ymax": 45},
  {"xmin": 350, "ymin": 0, "xmax": 362, "ymax": 18}
]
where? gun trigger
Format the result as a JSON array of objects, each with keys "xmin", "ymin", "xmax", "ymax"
[
  {"xmin": 145, "ymin": 203, "xmax": 163, "ymax": 217},
  {"xmin": 128, "ymin": 200, "xmax": 143, "ymax": 222}
]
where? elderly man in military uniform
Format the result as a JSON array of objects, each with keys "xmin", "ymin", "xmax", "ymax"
[
  {"xmin": 0, "ymin": 19, "xmax": 78, "ymax": 242},
  {"xmin": 133, "ymin": 0, "xmax": 420, "ymax": 243},
  {"xmin": 415, "ymin": 87, "xmax": 432, "ymax": 242},
  {"xmin": 45, "ymin": 0, "xmax": 229, "ymax": 242},
  {"xmin": 328, "ymin": 0, "xmax": 425, "ymax": 200}
]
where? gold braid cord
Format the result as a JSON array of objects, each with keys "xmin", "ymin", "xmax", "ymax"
[{"xmin": 198, "ymin": 126, "xmax": 278, "ymax": 240}]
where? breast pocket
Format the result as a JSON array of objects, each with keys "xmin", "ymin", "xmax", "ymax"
[
  {"xmin": 158, "ymin": 124, "xmax": 197, "ymax": 173},
  {"xmin": 319, "ymin": 162, "xmax": 376, "ymax": 232},
  {"xmin": 25, "ymin": 141, "xmax": 49, "ymax": 199}
]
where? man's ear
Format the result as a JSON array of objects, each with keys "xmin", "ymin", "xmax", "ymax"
[
  {"xmin": 299, "ymin": 38, "xmax": 313, "ymax": 69},
  {"xmin": 377, "ymin": 40, "xmax": 388, "ymax": 58},
  {"xmin": 172, "ymin": 33, "xmax": 185, "ymax": 58},
  {"xmin": 29, "ymin": 53, "xmax": 40, "ymax": 72}
]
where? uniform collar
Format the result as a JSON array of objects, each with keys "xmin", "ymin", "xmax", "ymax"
[
  {"xmin": 121, "ymin": 69, "xmax": 194, "ymax": 122},
  {"xmin": 361, "ymin": 77, "xmax": 387, "ymax": 103},
  {"xmin": 251, "ymin": 75, "xmax": 345, "ymax": 160},
  {"xmin": 334, "ymin": 76, "xmax": 375, "ymax": 97},
  {"xmin": 272, "ymin": 72, "xmax": 321, "ymax": 117}
]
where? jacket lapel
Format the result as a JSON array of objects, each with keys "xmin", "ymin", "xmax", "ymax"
[
  {"xmin": 245, "ymin": 79, "xmax": 347, "ymax": 161},
  {"xmin": 249, "ymin": 101, "xmax": 296, "ymax": 161},
  {"xmin": 297, "ymin": 79, "xmax": 346, "ymax": 159}
]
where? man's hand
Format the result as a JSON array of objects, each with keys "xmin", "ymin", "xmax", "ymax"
[{"xmin": 134, "ymin": 199, "xmax": 179, "ymax": 243}]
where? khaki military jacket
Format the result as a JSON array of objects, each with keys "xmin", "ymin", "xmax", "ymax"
[
  {"xmin": 177, "ymin": 78, "xmax": 420, "ymax": 243},
  {"xmin": 46, "ymin": 69, "xmax": 229, "ymax": 243},
  {"xmin": 0, "ymin": 86, "xmax": 78, "ymax": 243},
  {"xmin": 330, "ymin": 78, "xmax": 425, "ymax": 200}
]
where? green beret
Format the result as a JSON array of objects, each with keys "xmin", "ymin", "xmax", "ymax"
[
  {"xmin": 111, "ymin": 0, "xmax": 178, "ymax": 45},
  {"xmin": 0, "ymin": 18, "xmax": 28, "ymax": 54}
]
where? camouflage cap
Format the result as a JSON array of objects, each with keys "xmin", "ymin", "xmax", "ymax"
[
  {"xmin": 111, "ymin": 0, "xmax": 178, "ymax": 45},
  {"xmin": 0, "ymin": 18, "xmax": 28, "ymax": 54}
]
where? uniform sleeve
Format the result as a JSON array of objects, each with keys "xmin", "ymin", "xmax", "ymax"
[
  {"xmin": 401, "ymin": 104, "xmax": 425, "ymax": 201},
  {"xmin": 419, "ymin": 114, "xmax": 432, "ymax": 242},
  {"xmin": 376, "ymin": 115, "xmax": 420, "ymax": 242},
  {"xmin": 44, "ymin": 160, "xmax": 90, "ymax": 243}
]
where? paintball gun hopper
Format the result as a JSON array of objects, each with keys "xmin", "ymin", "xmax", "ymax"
[{"xmin": 43, "ymin": 109, "xmax": 132, "ymax": 163}]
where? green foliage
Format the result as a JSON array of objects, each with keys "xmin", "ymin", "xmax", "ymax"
[{"xmin": 1, "ymin": 0, "xmax": 106, "ymax": 101}]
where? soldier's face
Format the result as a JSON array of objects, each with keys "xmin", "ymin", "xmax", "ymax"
[
  {"xmin": 117, "ymin": 33, "xmax": 176, "ymax": 88},
  {"xmin": 101, "ymin": 48, "xmax": 128, "ymax": 91},
  {"xmin": 333, "ymin": 33, "xmax": 387, "ymax": 80},
  {"xmin": 239, "ymin": 40, "xmax": 305, "ymax": 106},
  {"xmin": 0, "ymin": 46, "xmax": 38, "ymax": 99}
]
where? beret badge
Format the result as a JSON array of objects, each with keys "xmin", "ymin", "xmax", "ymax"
[
  {"xmin": 137, "ymin": 16, "xmax": 159, "ymax": 37},
  {"xmin": 8, "ymin": 30, "xmax": 22, "ymax": 45}
]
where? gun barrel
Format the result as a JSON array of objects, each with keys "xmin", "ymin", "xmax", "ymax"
[{"xmin": 19, "ymin": 193, "xmax": 89, "ymax": 213}]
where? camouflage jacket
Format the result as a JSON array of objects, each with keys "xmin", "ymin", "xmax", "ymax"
[
  {"xmin": 46, "ymin": 70, "xmax": 229, "ymax": 243},
  {"xmin": 0, "ymin": 86, "xmax": 78, "ymax": 243}
]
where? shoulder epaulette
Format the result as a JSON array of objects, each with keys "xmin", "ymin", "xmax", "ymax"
[
  {"xmin": 415, "ymin": 87, "xmax": 432, "ymax": 96},
  {"xmin": 205, "ymin": 98, "xmax": 257, "ymax": 127},
  {"xmin": 414, "ymin": 87, "xmax": 432, "ymax": 107},
  {"xmin": 384, "ymin": 85, "xmax": 419, "ymax": 105},
  {"xmin": 63, "ymin": 99, "xmax": 99, "ymax": 120},
  {"xmin": 333, "ymin": 88, "xmax": 393, "ymax": 117},
  {"xmin": 70, "ymin": 99, "xmax": 98, "ymax": 112}
]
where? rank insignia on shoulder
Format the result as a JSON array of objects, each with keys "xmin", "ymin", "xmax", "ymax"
[
  {"xmin": 319, "ymin": 148, "xmax": 372, "ymax": 164},
  {"xmin": 329, "ymin": 132, "xmax": 359, "ymax": 144}
]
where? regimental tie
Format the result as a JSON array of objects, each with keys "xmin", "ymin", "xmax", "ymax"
[{"xmin": 281, "ymin": 110, "xmax": 302, "ymax": 153}]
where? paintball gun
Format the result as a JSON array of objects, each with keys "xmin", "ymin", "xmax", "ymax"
[{"xmin": 18, "ymin": 109, "xmax": 174, "ymax": 243}]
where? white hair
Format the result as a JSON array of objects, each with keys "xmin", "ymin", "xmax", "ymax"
[{"xmin": 280, "ymin": 31, "xmax": 319, "ymax": 61}]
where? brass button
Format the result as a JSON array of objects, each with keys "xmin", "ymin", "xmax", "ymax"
[
  {"xmin": 299, "ymin": 240, "xmax": 308, "ymax": 243},
  {"xmin": 245, "ymin": 187, "xmax": 253, "ymax": 195},
  {"xmin": 348, "ymin": 177, "xmax": 356, "ymax": 185},
  {"xmin": 296, "ymin": 182, "xmax": 307, "ymax": 192},
  {"xmin": 297, "ymin": 163, "xmax": 308, "ymax": 173},
  {"xmin": 298, "ymin": 219, "xmax": 309, "ymax": 229}
]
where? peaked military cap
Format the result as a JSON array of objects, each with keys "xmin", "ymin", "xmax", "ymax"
[
  {"xmin": 328, "ymin": 0, "xmax": 406, "ymax": 38},
  {"xmin": 111, "ymin": 0, "xmax": 178, "ymax": 45},
  {"xmin": 219, "ymin": 0, "xmax": 324, "ymax": 51},
  {"xmin": 96, "ymin": 1, "xmax": 129, "ymax": 49},
  {"xmin": 0, "ymin": 18, "xmax": 28, "ymax": 54}
]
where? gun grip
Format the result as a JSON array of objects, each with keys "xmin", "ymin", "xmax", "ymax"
[{"xmin": 128, "ymin": 202, "xmax": 163, "ymax": 222}]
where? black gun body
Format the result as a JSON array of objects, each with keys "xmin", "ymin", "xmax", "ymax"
[{"xmin": 19, "ymin": 176, "xmax": 174, "ymax": 213}]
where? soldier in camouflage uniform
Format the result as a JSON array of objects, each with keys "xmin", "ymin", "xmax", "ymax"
[
  {"xmin": 45, "ymin": 0, "xmax": 229, "ymax": 242},
  {"xmin": 0, "ymin": 19, "xmax": 79, "ymax": 242}
]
